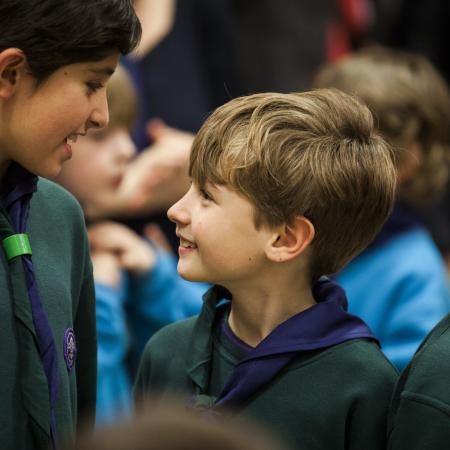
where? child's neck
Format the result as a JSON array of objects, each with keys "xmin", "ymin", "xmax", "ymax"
[
  {"xmin": 0, "ymin": 159, "xmax": 11, "ymax": 179},
  {"xmin": 226, "ymin": 279, "xmax": 316, "ymax": 348}
]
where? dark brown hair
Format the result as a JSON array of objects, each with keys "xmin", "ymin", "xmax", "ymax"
[{"xmin": 0, "ymin": 0, "xmax": 141, "ymax": 82}]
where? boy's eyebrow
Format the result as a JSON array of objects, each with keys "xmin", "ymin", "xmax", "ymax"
[{"xmin": 88, "ymin": 67, "xmax": 116, "ymax": 77}]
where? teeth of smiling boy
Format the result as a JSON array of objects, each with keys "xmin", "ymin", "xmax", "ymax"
[{"xmin": 180, "ymin": 239, "xmax": 196, "ymax": 249}]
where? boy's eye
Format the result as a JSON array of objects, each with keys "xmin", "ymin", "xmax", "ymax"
[
  {"xmin": 199, "ymin": 188, "xmax": 212, "ymax": 201},
  {"xmin": 86, "ymin": 81, "xmax": 104, "ymax": 95}
]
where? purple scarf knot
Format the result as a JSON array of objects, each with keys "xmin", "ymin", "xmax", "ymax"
[{"xmin": 188, "ymin": 278, "xmax": 377, "ymax": 411}]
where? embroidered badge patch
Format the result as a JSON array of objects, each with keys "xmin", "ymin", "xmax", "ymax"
[{"xmin": 63, "ymin": 328, "xmax": 77, "ymax": 372}]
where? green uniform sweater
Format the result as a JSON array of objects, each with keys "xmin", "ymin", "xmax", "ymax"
[
  {"xmin": 388, "ymin": 313, "xmax": 450, "ymax": 450},
  {"xmin": 135, "ymin": 291, "xmax": 398, "ymax": 450},
  {"xmin": 0, "ymin": 179, "xmax": 96, "ymax": 450}
]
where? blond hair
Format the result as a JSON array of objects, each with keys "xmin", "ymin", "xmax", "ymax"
[
  {"xmin": 106, "ymin": 63, "xmax": 138, "ymax": 130},
  {"xmin": 313, "ymin": 46, "xmax": 450, "ymax": 206},
  {"xmin": 190, "ymin": 89, "xmax": 396, "ymax": 278}
]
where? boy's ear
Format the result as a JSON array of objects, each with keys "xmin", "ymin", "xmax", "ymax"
[
  {"xmin": 0, "ymin": 48, "xmax": 27, "ymax": 99},
  {"xmin": 265, "ymin": 216, "xmax": 315, "ymax": 263}
]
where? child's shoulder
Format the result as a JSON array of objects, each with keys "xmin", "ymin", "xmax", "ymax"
[
  {"xmin": 340, "ymin": 226, "xmax": 448, "ymax": 302},
  {"xmin": 35, "ymin": 177, "xmax": 81, "ymax": 209},
  {"xmin": 33, "ymin": 177, "xmax": 84, "ymax": 224},
  {"xmin": 310, "ymin": 339, "xmax": 398, "ymax": 401},
  {"xmin": 142, "ymin": 316, "xmax": 199, "ymax": 362},
  {"xmin": 302, "ymin": 338, "xmax": 398, "ymax": 382},
  {"xmin": 388, "ymin": 314, "xmax": 450, "ymax": 448},
  {"xmin": 405, "ymin": 314, "xmax": 450, "ymax": 397},
  {"xmin": 136, "ymin": 316, "xmax": 199, "ymax": 391},
  {"xmin": 339, "ymin": 338, "xmax": 397, "ymax": 372},
  {"xmin": 28, "ymin": 178, "xmax": 89, "ymax": 251},
  {"xmin": 385, "ymin": 227, "xmax": 443, "ymax": 271},
  {"xmin": 353, "ymin": 227, "xmax": 443, "ymax": 276}
]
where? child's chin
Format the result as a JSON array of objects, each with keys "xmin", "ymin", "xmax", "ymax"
[
  {"xmin": 178, "ymin": 269, "xmax": 206, "ymax": 283},
  {"xmin": 34, "ymin": 163, "xmax": 63, "ymax": 180}
]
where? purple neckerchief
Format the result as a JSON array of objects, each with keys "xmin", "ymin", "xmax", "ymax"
[
  {"xmin": 214, "ymin": 279, "xmax": 378, "ymax": 408},
  {"xmin": 366, "ymin": 202, "xmax": 424, "ymax": 253},
  {"xmin": 220, "ymin": 316, "xmax": 253, "ymax": 354},
  {"xmin": 1, "ymin": 163, "xmax": 59, "ymax": 447}
]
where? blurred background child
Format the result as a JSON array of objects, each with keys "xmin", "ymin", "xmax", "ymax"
[
  {"xmin": 55, "ymin": 65, "xmax": 205, "ymax": 426},
  {"xmin": 313, "ymin": 46, "xmax": 450, "ymax": 370}
]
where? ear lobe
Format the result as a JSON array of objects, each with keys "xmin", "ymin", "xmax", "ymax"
[
  {"xmin": 265, "ymin": 216, "xmax": 315, "ymax": 263},
  {"xmin": 0, "ymin": 48, "xmax": 27, "ymax": 99}
]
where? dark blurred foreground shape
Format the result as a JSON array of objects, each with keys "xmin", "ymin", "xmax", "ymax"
[{"xmin": 73, "ymin": 403, "xmax": 290, "ymax": 450}]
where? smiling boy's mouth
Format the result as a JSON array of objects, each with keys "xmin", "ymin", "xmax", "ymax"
[
  {"xmin": 180, "ymin": 238, "xmax": 197, "ymax": 249},
  {"xmin": 65, "ymin": 134, "xmax": 79, "ymax": 144}
]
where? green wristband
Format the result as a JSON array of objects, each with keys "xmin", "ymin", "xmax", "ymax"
[{"xmin": 2, "ymin": 234, "xmax": 32, "ymax": 261}]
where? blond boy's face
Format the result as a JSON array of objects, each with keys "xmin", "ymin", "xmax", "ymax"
[
  {"xmin": 167, "ymin": 182, "xmax": 274, "ymax": 288},
  {"xmin": 0, "ymin": 52, "xmax": 119, "ymax": 178},
  {"xmin": 56, "ymin": 126, "xmax": 136, "ymax": 218}
]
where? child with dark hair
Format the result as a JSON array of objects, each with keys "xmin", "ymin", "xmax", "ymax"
[
  {"xmin": 314, "ymin": 46, "xmax": 450, "ymax": 371},
  {"xmin": 0, "ymin": 1, "xmax": 141, "ymax": 449},
  {"xmin": 135, "ymin": 89, "xmax": 398, "ymax": 450}
]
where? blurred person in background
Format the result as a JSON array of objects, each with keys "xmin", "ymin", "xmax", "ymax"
[
  {"xmin": 314, "ymin": 46, "xmax": 450, "ymax": 370},
  {"xmin": 371, "ymin": 0, "xmax": 450, "ymax": 267},
  {"xmin": 55, "ymin": 65, "xmax": 205, "ymax": 426}
]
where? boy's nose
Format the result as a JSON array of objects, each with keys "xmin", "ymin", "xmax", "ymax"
[
  {"xmin": 87, "ymin": 90, "xmax": 109, "ymax": 130},
  {"xmin": 167, "ymin": 196, "xmax": 190, "ymax": 225}
]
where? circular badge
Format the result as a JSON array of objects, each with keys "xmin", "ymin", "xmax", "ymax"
[{"xmin": 63, "ymin": 328, "xmax": 77, "ymax": 372}]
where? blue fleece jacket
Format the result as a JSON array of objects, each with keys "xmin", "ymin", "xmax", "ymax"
[
  {"xmin": 95, "ymin": 247, "xmax": 205, "ymax": 425},
  {"xmin": 337, "ymin": 227, "xmax": 450, "ymax": 371}
]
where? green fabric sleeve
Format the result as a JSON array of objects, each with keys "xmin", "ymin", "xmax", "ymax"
[
  {"xmin": 388, "ymin": 393, "xmax": 450, "ymax": 450},
  {"xmin": 74, "ymin": 260, "xmax": 97, "ymax": 432},
  {"xmin": 346, "ymin": 371, "xmax": 396, "ymax": 450}
]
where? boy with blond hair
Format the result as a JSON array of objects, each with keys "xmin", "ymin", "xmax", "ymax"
[
  {"xmin": 314, "ymin": 46, "xmax": 450, "ymax": 371},
  {"xmin": 135, "ymin": 89, "xmax": 398, "ymax": 450}
]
